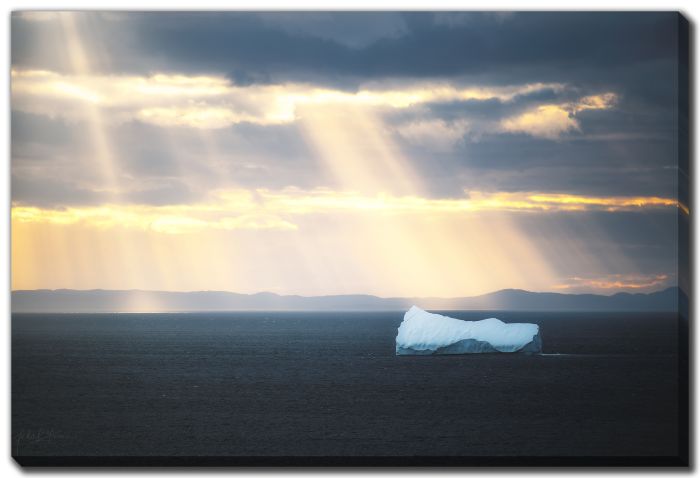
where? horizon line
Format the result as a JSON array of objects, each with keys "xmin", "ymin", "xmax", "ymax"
[{"xmin": 10, "ymin": 285, "xmax": 679, "ymax": 299}]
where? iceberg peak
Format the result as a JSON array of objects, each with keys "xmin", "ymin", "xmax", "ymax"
[{"xmin": 396, "ymin": 306, "xmax": 542, "ymax": 355}]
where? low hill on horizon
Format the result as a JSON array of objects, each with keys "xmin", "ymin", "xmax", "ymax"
[{"xmin": 11, "ymin": 287, "xmax": 680, "ymax": 313}]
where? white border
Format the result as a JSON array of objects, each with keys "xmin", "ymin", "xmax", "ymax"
[{"xmin": 2, "ymin": 1, "xmax": 697, "ymax": 476}]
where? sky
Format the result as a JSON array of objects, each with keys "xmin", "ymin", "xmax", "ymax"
[{"xmin": 10, "ymin": 11, "xmax": 684, "ymax": 297}]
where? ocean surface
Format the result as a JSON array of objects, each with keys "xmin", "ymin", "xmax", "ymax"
[{"xmin": 12, "ymin": 311, "xmax": 681, "ymax": 460}]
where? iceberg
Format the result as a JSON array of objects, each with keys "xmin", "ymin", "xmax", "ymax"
[{"xmin": 396, "ymin": 306, "xmax": 542, "ymax": 355}]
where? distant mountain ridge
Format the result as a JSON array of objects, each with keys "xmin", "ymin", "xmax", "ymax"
[{"xmin": 11, "ymin": 287, "xmax": 680, "ymax": 313}]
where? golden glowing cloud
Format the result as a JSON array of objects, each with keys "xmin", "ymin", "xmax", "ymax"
[
  {"xmin": 501, "ymin": 104, "xmax": 579, "ymax": 139},
  {"xmin": 573, "ymin": 93, "xmax": 619, "ymax": 113},
  {"xmin": 136, "ymin": 106, "xmax": 255, "ymax": 129},
  {"xmin": 11, "ymin": 189, "xmax": 680, "ymax": 236},
  {"xmin": 526, "ymin": 193, "xmax": 677, "ymax": 211},
  {"xmin": 553, "ymin": 274, "xmax": 672, "ymax": 292},
  {"xmin": 11, "ymin": 194, "xmax": 298, "ymax": 235},
  {"xmin": 11, "ymin": 68, "xmax": 578, "ymax": 129},
  {"xmin": 262, "ymin": 189, "xmax": 680, "ymax": 214},
  {"xmin": 500, "ymin": 93, "xmax": 618, "ymax": 138}
]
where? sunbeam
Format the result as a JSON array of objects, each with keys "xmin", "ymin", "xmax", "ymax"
[{"xmin": 10, "ymin": 12, "xmax": 680, "ymax": 297}]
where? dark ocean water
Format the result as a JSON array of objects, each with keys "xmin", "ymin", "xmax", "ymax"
[{"xmin": 12, "ymin": 311, "xmax": 681, "ymax": 458}]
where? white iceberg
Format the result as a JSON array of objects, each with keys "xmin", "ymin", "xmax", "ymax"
[{"xmin": 396, "ymin": 306, "xmax": 542, "ymax": 355}]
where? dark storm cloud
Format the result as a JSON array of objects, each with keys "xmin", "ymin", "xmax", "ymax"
[
  {"xmin": 10, "ymin": 111, "xmax": 329, "ymax": 207},
  {"xmin": 11, "ymin": 110, "xmax": 78, "ymax": 147},
  {"xmin": 11, "ymin": 174, "xmax": 101, "ymax": 207},
  {"xmin": 12, "ymin": 12, "xmax": 680, "ymax": 87},
  {"xmin": 110, "ymin": 121, "xmax": 326, "ymax": 191},
  {"xmin": 409, "ymin": 131, "xmax": 677, "ymax": 198}
]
